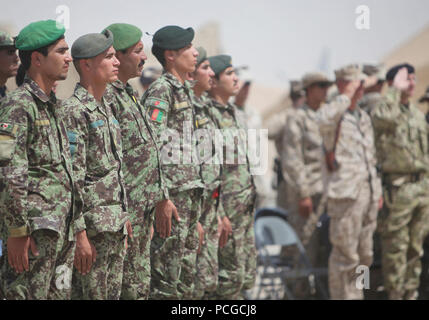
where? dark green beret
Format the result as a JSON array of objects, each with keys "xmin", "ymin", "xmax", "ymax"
[
  {"xmin": 196, "ymin": 47, "xmax": 207, "ymax": 66},
  {"xmin": 152, "ymin": 25, "xmax": 194, "ymax": 50},
  {"xmin": 207, "ymin": 55, "xmax": 232, "ymax": 76},
  {"xmin": 15, "ymin": 20, "xmax": 65, "ymax": 51},
  {"xmin": 104, "ymin": 23, "xmax": 142, "ymax": 51},
  {"xmin": 72, "ymin": 29, "xmax": 114, "ymax": 59}
]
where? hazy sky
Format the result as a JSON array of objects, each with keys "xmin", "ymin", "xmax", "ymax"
[{"xmin": 1, "ymin": 0, "xmax": 428, "ymax": 87}]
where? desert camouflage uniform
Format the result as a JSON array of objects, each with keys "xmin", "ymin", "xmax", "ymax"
[
  {"xmin": 371, "ymin": 87, "xmax": 429, "ymax": 300},
  {"xmin": 318, "ymin": 94, "xmax": 382, "ymax": 300},
  {"xmin": 61, "ymin": 84, "xmax": 128, "ymax": 300},
  {"xmin": 141, "ymin": 71, "xmax": 204, "ymax": 300},
  {"xmin": 0, "ymin": 76, "xmax": 82, "ymax": 300},
  {"xmin": 105, "ymin": 80, "xmax": 168, "ymax": 300},
  {"xmin": 192, "ymin": 93, "xmax": 223, "ymax": 299},
  {"xmin": 280, "ymin": 104, "xmax": 324, "ymax": 253},
  {"xmin": 208, "ymin": 98, "xmax": 257, "ymax": 300}
]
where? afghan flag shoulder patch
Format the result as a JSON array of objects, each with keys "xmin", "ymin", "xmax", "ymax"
[{"xmin": 150, "ymin": 108, "xmax": 164, "ymax": 123}]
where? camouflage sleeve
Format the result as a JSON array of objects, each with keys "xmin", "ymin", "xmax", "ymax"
[
  {"xmin": 0, "ymin": 98, "xmax": 31, "ymax": 236},
  {"xmin": 370, "ymin": 87, "xmax": 402, "ymax": 132},
  {"xmin": 140, "ymin": 82, "xmax": 172, "ymax": 138},
  {"xmin": 317, "ymin": 94, "xmax": 351, "ymax": 151},
  {"xmin": 281, "ymin": 112, "xmax": 310, "ymax": 199},
  {"xmin": 62, "ymin": 103, "xmax": 88, "ymax": 232}
]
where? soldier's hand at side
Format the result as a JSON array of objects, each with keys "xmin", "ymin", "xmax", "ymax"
[
  {"xmin": 393, "ymin": 67, "xmax": 410, "ymax": 92},
  {"xmin": 74, "ymin": 230, "xmax": 94, "ymax": 275},
  {"xmin": 150, "ymin": 225, "xmax": 154, "ymax": 240},
  {"xmin": 197, "ymin": 222, "xmax": 205, "ymax": 254},
  {"xmin": 219, "ymin": 216, "xmax": 232, "ymax": 248},
  {"xmin": 217, "ymin": 216, "xmax": 223, "ymax": 239},
  {"xmin": 125, "ymin": 220, "xmax": 133, "ymax": 250},
  {"xmin": 378, "ymin": 196, "xmax": 384, "ymax": 210},
  {"xmin": 155, "ymin": 199, "xmax": 180, "ymax": 238},
  {"xmin": 299, "ymin": 197, "xmax": 313, "ymax": 219},
  {"xmin": 7, "ymin": 235, "xmax": 39, "ymax": 274}
]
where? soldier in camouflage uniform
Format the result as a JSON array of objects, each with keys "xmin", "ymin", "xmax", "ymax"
[
  {"xmin": 207, "ymin": 54, "xmax": 257, "ymax": 299},
  {"xmin": 318, "ymin": 64, "xmax": 382, "ymax": 300},
  {"xmin": 188, "ymin": 47, "xmax": 223, "ymax": 299},
  {"xmin": 104, "ymin": 23, "xmax": 176, "ymax": 300},
  {"xmin": 0, "ymin": 20, "xmax": 82, "ymax": 300},
  {"xmin": 371, "ymin": 64, "xmax": 429, "ymax": 300},
  {"xmin": 359, "ymin": 64, "xmax": 386, "ymax": 115},
  {"xmin": 0, "ymin": 31, "xmax": 19, "ymax": 99},
  {"xmin": 140, "ymin": 25, "xmax": 204, "ymax": 300},
  {"xmin": 61, "ymin": 31, "xmax": 130, "ymax": 300},
  {"xmin": 280, "ymin": 72, "xmax": 332, "ymax": 262}
]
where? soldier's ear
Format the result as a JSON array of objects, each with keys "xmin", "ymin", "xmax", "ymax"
[
  {"xmin": 164, "ymin": 49, "xmax": 175, "ymax": 63},
  {"xmin": 31, "ymin": 51, "xmax": 43, "ymax": 67}
]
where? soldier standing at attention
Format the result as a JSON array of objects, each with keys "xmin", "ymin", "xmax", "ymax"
[
  {"xmin": 188, "ymin": 46, "xmax": 224, "ymax": 299},
  {"xmin": 280, "ymin": 72, "xmax": 332, "ymax": 260},
  {"xmin": 0, "ymin": 20, "xmax": 81, "ymax": 300},
  {"xmin": 104, "ymin": 23, "xmax": 176, "ymax": 300},
  {"xmin": 207, "ymin": 54, "xmax": 257, "ymax": 299},
  {"xmin": 0, "ymin": 31, "xmax": 19, "ymax": 99},
  {"xmin": 318, "ymin": 64, "xmax": 382, "ymax": 300},
  {"xmin": 371, "ymin": 64, "xmax": 429, "ymax": 300},
  {"xmin": 62, "ymin": 30, "xmax": 131, "ymax": 300},
  {"xmin": 141, "ymin": 25, "xmax": 204, "ymax": 300}
]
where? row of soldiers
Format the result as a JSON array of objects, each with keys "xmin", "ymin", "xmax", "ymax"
[
  {"xmin": 272, "ymin": 61, "xmax": 429, "ymax": 300},
  {"xmin": 0, "ymin": 20, "xmax": 257, "ymax": 300}
]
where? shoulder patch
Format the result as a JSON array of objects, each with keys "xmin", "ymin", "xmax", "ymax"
[
  {"xmin": 150, "ymin": 108, "xmax": 165, "ymax": 123},
  {"xmin": 145, "ymin": 98, "xmax": 169, "ymax": 110}
]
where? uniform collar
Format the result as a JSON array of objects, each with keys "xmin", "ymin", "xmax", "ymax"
[
  {"xmin": 23, "ymin": 75, "xmax": 56, "ymax": 104},
  {"xmin": 73, "ymin": 83, "xmax": 105, "ymax": 112},
  {"xmin": 162, "ymin": 71, "xmax": 193, "ymax": 90}
]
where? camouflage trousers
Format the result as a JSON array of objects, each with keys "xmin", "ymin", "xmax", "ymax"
[
  {"xmin": 194, "ymin": 188, "xmax": 220, "ymax": 299},
  {"xmin": 327, "ymin": 183, "xmax": 378, "ymax": 300},
  {"xmin": 282, "ymin": 185, "xmax": 323, "ymax": 266},
  {"xmin": 72, "ymin": 231, "xmax": 126, "ymax": 300},
  {"xmin": 213, "ymin": 186, "xmax": 256, "ymax": 300},
  {"xmin": 380, "ymin": 177, "xmax": 429, "ymax": 300},
  {"xmin": 120, "ymin": 207, "xmax": 155, "ymax": 300},
  {"xmin": 149, "ymin": 188, "xmax": 202, "ymax": 300},
  {"xmin": 0, "ymin": 226, "xmax": 75, "ymax": 300}
]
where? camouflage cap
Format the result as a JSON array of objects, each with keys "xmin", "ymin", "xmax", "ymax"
[
  {"xmin": 71, "ymin": 29, "xmax": 114, "ymax": 59},
  {"xmin": 207, "ymin": 55, "xmax": 232, "ymax": 76},
  {"xmin": 301, "ymin": 72, "xmax": 333, "ymax": 89},
  {"xmin": 334, "ymin": 63, "xmax": 367, "ymax": 81},
  {"xmin": 196, "ymin": 46, "xmax": 207, "ymax": 66},
  {"xmin": 363, "ymin": 63, "xmax": 386, "ymax": 81},
  {"xmin": 419, "ymin": 86, "xmax": 429, "ymax": 103},
  {"xmin": 152, "ymin": 25, "xmax": 194, "ymax": 50},
  {"xmin": 15, "ymin": 20, "xmax": 65, "ymax": 51},
  {"xmin": 104, "ymin": 23, "xmax": 142, "ymax": 51},
  {"xmin": 0, "ymin": 31, "xmax": 14, "ymax": 48}
]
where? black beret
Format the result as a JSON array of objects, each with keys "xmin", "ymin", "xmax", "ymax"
[
  {"xmin": 386, "ymin": 63, "xmax": 415, "ymax": 81},
  {"xmin": 152, "ymin": 25, "xmax": 194, "ymax": 50}
]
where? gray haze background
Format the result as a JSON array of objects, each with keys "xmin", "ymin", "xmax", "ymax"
[{"xmin": 1, "ymin": 0, "xmax": 428, "ymax": 87}]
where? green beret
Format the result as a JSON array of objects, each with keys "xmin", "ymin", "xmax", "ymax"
[
  {"xmin": 72, "ymin": 29, "xmax": 114, "ymax": 59},
  {"xmin": 104, "ymin": 23, "xmax": 142, "ymax": 51},
  {"xmin": 196, "ymin": 47, "xmax": 207, "ymax": 66},
  {"xmin": 152, "ymin": 25, "xmax": 194, "ymax": 50},
  {"xmin": 207, "ymin": 55, "xmax": 232, "ymax": 76},
  {"xmin": 15, "ymin": 20, "xmax": 65, "ymax": 51},
  {"xmin": 0, "ymin": 31, "xmax": 14, "ymax": 48}
]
